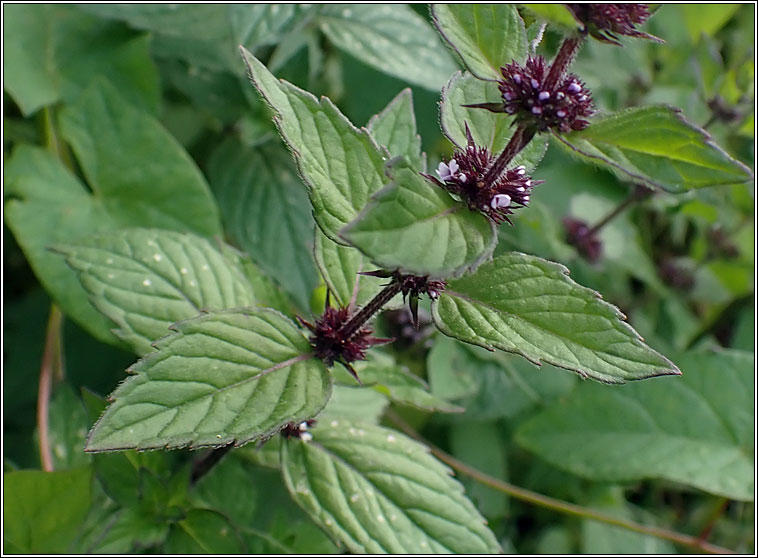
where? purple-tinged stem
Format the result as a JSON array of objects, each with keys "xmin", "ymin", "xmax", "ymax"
[
  {"xmin": 482, "ymin": 125, "xmax": 535, "ymax": 185},
  {"xmin": 338, "ymin": 281, "xmax": 402, "ymax": 340},
  {"xmin": 544, "ymin": 36, "xmax": 584, "ymax": 90}
]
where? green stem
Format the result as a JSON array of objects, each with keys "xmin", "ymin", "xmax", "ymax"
[
  {"xmin": 37, "ymin": 305, "xmax": 64, "ymax": 472},
  {"xmin": 584, "ymin": 185, "xmax": 648, "ymax": 237},
  {"xmin": 386, "ymin": 410, "xmax": 737, "ymax": 555}
]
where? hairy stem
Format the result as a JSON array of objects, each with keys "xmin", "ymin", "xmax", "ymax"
[
  {"xmin": 482, "ymin": 125, "xmax": 535, "ymax": 185},
  {"xmin": 386, "ymin": 410, "xmax": 736, "ymax": 555},
  {"xmin": 190, "ymin": 443, "xmax": 234, "ymax": 484},
  {"xmin": 338, "ymin": 280, "xmax": 402, "ymax": 340},
  {"xmin": 37, "ymin": 305, "xmax": 64, "ymax": 472},
  {"xmin": 585, "ymin": 184, "xmax": 650, "ymax": 237},
  {"xmin": 544, "ymin": 36, "xmax": 583, "ymax": 90}
]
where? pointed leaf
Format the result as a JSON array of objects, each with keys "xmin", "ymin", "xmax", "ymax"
[
  {"xmin": 432, "ymin": 252, "xmax": 680, "ymax": 383},
  {"xmin": 55, "ymin": 228, "xmax": 256, "ymax": 356},
  {"xmin": 241, "ymin": 47, "xmax": 389, "ymax": 244},
  {"xmin": 441, "ymin": 71, "xmax": 547, "ymax": 170},
  {"xmin": 317, "ymin": 5, "xmax": 458, "ymax": 91},
  {"xmin": 207, "ymin": 139, "xmax": 318, "ymax": 310},
  {"xmin": 432, "ymin": 4, "xmax": 527, "ymax": 81},
  {"xmin": 557, "ymin": 105, "xmax": 754, "ymax": 192},
  {"xmin": 59, "ymin": 80, "xmax": 222, "ymax": 236},
  {"xmin": 516, "ymin": 349, "xmax": 754, "ymax": 500},
  {"xmin": 521, "ymin": 5, "xmax": 579, "ymax": 33},
  {"xmin": 85, "ymin": 309, "xmax": 331, "ymax": 452},
  {"xmin": 281, "ymin": 421, "xmax": 500, "ymax": 553},
  {"xmin": 367, "ymin": 88, "xmax": 425, "ymax": 171},
  {"xmin": 313, "ymin": 228, "xmax": 388, "ymax": 309},
  {"xmin": 164, "ymin": 509, "xmax": 243, "ymax": 554},
  {"xmin": 341, "ymin": 158, "xmax": 497, "ymax": 279}
]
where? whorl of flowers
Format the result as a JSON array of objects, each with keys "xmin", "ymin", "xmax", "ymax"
[
  {"xmin": 425, "ymin": 126, "xmax": 542, "ymax": 225},
  {"xmin": 567, "ymin": 4, "xmax": 662, "ymax": 45},
  {"xmin": 499, "ymin": 55, "xmax": 594, "ymax": 133}
]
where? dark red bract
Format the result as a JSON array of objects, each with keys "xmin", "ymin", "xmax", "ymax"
[
  {"xmin": 567, "ymin": 4, "xmax": 661, "ymax": 45},
  {"xmin": 499, "ymin": 55, "xmax": 594, "ymax": 133}
]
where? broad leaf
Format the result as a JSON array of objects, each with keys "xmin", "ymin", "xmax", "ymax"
[
  {"xmin": 441, "ymin": 71, "xmax": 547, "ymax": 170},
  {"xmin": 313, "ymin": 228, "xmax": 387, "ymax": 309},
  {"xmin": 367, "ymin": 88, "xmax": 425, "ymax": 171},
  {"xmin": 164, "ymin": 509, "xmax": 243, "ymax": 554},
  {"xmin": 317, "ymin": 5, "xmax": 458, "ymax": 91},
  {"xmin": 281, "ymin": 421, "xmax": 500, "ymax": 553},
  {"xmin": 85, "ymin": 309, "xmax": 331, "ymax": 452},
  {"xmin": 557, "ymin": 106, "xmax": 754, "ymax": 192},
  {"xmin": 432, "ymin": 4, "xmax": 527, "ymax": 81},
  {"xmin": 3, "ymin": 4, "xmax": 159, "ymax": 115},
  {"xmin": 241, "ymin": 48, "xmax": 389, "ymax": 244},
  {"xmin": 207, "ymin": 139, "xmax": 318, "ymax": 311},
  {"xmin": 317, "ymin": 385, "xmax": 390, "ymax": 425},
  {"xmin": 341, "ymin": 158, "xmax": 497, "ymax": 279},
  {"xmin": 55, "ymin": 228, "xmax": 256, "ymax": 356},
  {"xmin": 3, "ymin": 468, "xmax": 92, "ymax": 553},
  {"xmin": 521, "ymin": 4, "xmax": 579, "ymax": 32},
  {"xmin": 59, "ymin": 80, "xmax": 222, "ymax": 237},
  {"xmin": 432, "ymin": 252, "xmax": 681, "ymax": 383},
  {"xmin": 516, "ymin": 349, "xmax": 754, "ymax": 501}
]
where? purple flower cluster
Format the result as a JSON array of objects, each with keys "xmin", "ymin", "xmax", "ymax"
[
  {"xmin": 426, "ymin": 128, "xmax": 541, "ymax": 224},
  {"xmin": 499, "ymin": 55, "xmax": 594, "ymax": 133},
  {"xmin": 567, "ymin": 4, "xmax": 661, "ymax": 45}
]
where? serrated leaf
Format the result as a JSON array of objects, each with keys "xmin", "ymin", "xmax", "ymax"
[
  {"xmin": 317, "ymin": 385, "xmax": 390, "ymax": 424},
  {"xmin": 432, "ymin": 252, "xmax": 680, "ymax": 383},
  {"xmin": 241, "ymin": 48, "xmax": 389, "ymax": 244},
  {"xmin": 281, "ymin": 421, "xmax": 500, "ymax": 553},
  {"xmin": 313, "ymin": 228, "xmax": 387, "ymax": 309},
  {"xmin": 317, "ymin": 5, "xmax": 458, "ymax": 91},
  {"xmin": 207, "ymin": 139, "xmax": 318, "ymax": 311},
  {"xmin": 3, "ymin": 5, "xmax": 159, "ymax": 115},
  {"xmin": 85, "ymin": 309, "xmax": 331, "ymax": 452},
  {"xmin": 3, "ymin": 468, "xmax": 92, "ymax": 553},
  {"xmin": 440, "ymin": 71, "xmax": 547, "ymax": 170},
  {"xmin": 367, "ymin": 88, "xmax": 425, "ymax": 171},
  {"xmin": 432, "ymin": 4, "xmax": 527, "ymax": 80},
  {"xmin": 341, "ymin": 158, "xmax": 497, "ymax": 279},
  {"xmin": 59, "ymin": 80, "xmax": 222, "ymax": 236},
  {"xmin": 517, "ymin": 349, "xmax": 754, "ymax": 500},
  {"xmin": 557, "ymin": 106, "xmax": 754, "ymax": 192},
  {"xmin": 55, "ymin": 229, "xmax": 256, "ymax": 356}
]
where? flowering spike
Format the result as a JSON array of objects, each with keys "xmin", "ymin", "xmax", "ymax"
[
  {"xmin": 498, "ymin": 56, "xmax": 594, "ymax": 133},
  {"xmin": 567, "ymin": 4, "xmax": 663, "ymax": 45}
]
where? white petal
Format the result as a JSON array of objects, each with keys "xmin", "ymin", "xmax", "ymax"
[{"xmin": 491, "ymin": 194, "xmax": 511, "ymax": 209}]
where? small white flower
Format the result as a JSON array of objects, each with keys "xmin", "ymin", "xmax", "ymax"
[
  {"xmin": 539, "ymin": 91, "xmax": 550, "ymax": 101},
  {"xmin": 436, "ymin": 159, "xmax": 459, "ymax": 182},
  {"xmin": 513, "ymin": 73, "xmax": 522, "ymax": 84},
  {"xmin": 556, "ymin": 110, "xmax": 567, "ymax": 118},
  {"xmin": 458, "ymin": 173, "xmax": 468, "ymax": 183},
  {"xmin": 491, "ymin": 194, "xmax": 511, "ymax": 209},
  {"xmin": 516, "ymin": 165, "xmax": 526, "ymax": 176},
  {"xmin": 530, "ymin": 78, "xmax": 540, "ymax": 89},
  {"xmin": 568, "ymin": 82, "xmax": 581, "ymax": 93}
]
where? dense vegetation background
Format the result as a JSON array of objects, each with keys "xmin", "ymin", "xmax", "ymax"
[{"xmin": 3, "ymin": 4, "xmax": 754, "ymax": 554}]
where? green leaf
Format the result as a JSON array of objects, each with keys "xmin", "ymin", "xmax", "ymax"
[
  {"xmin": 678, "ymin": 4, "xmax": 741, "ymax": 43},
  {"xmin": 281, "ymin": 421, "xmax": 500, "ymax": 553},
  {"xmin": 3, "ymin": 5, "xmax": 159, "ymax": 116},
  {"xmin": 207, "ymin": 139, "xmax": 318, "ymax": 311},
  {"xmin": 450, "ymin": 421, "xmax": 508, "ymax": 518},
  {"xmin": 317, "ymin": 5, "xmax": 458, "ymax": 91},
  {"xmin": 85, "ymin": 309, "xmax": 331, "ymax": 452},
  {"xmin": 317, "ymin": 385, "xmax": 390, "ymax": 424},
  {"xmin": 240, "ymin": 48, "xmax": 389, "ymax": 244},
  {"xmin": 59, "ymin": 80, "xmax": 222, "ymax": 237},
  {"xmin": 3, "ymin": 468, "xmax": 92, "ymax": 553},
  {"xmin": 90, "ymin": 507, "xmax": 169, "ymax": 553},
  {"xmin": 432, "ymin": 252, "xmax": 681, "ymax": 383},
  {"xmin": 440, "ymin": 71, "xmax": 547, "ymax": 170},
  {"xmin": 190, "ymin": 455, "xmax": 260, "ymax": 528},
  {"xmin": 313, "ymin": 228, "xmax": 387, "ymax": 309},
  {"xmin": 164, "ymin": 509, "xmax": 243, "ymax": 554},
  {"xmin": 55, "ymin": 228, "xmax": 256, "ymax": 356},
  {"xmin": 367, "ymin": 88, "xmax": 425, "ymax": 171},
  {"xmin": 557, "ymin": 106, "xmax": 754, "ymax": 192},
  {"xmin": 520, "ymin": 4, "xmax": 579, "ymax": 32},
  {"xmin": 341, "ymin": 158, "xmax": 497, "ymax": 279},
  {"xmin": 432, "ymin": 4, "xmax": 527, "ymax": 80},
  {"xmin": 350, "ymin": 361, "xmax": 464, "ymax": 413},
  {"xmin": 516, "ymin": 349, "xmax": 754, "ymax": 500},
  {"xmin": 44, "ymin": 385, "xmax": 91, "ymax": 470}
]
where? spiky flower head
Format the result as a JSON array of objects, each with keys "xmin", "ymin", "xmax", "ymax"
[
  {"xmin": 425, "ymin": 126, "xmax": 542, "ymax": 225},
  {"xmin": 567, "ymin": 4, "xmax": 662, "ymax": 46},
  {"xmin": 499, "ymin": 55, "xmax": 594, "ymax": 133},
  {"xmin": 281, "ymin": 419, "xmax": 316, "ymax": 441},
  {"xmin": 297, "ymin": 307, "xmax": 389, "ymax": 380}
]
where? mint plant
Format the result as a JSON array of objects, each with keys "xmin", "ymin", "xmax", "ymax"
[{"xmin": 4, "ymin": 4, "xmax": 754, "ymax": 554}]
